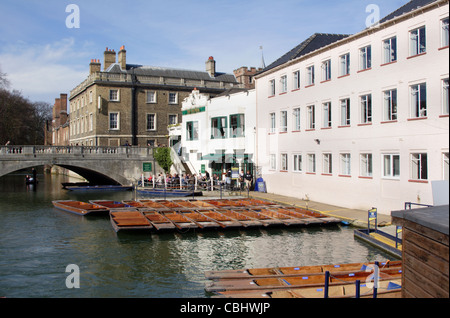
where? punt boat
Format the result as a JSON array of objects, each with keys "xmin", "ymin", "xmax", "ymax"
[
  {"xmin": 268, "ymin": 208, "xmax": 324, "ymax": 225},
  {"xmin": 154, "ymin": 200, "xmax": 183, "ymax": 209},
  {"xmin": 64, "ymin": 185, "xmax": 132, "ymax": 191},
  {"xmin": 122, "ymin": 200, "xmax": 147, "ymax": 209},
  {"xmin": 257, "ymin": 209, "xmax": 306, "ymax": 225},
  {"xmin": 205, "ymin": 267, "xmax": 403, "ymax": 293},
  {"xmin": 110, "ymin": 210, "xmax": 153, "ymax": 232},
  {"xmin": 216, "ymin": 209, "xmax": 264, "ymax": 227},
  {"xmin": 171, "ymin": 200, "xmax": 198, "ymax": 208},
  {"xmin": 142, "ymin": 211, "xmax": 176, "ymax": 230},
  {"xmin": 198, "ymin": 210, "xmax": 242, "ymax": 228},
  {"xmin": 215, "ymin": 278, "xmax": 402, "ymax": 298},
  {"xmin": 160, "ymin": 211, "xmax": 198, "ymax": 230},
  {"xmin": 139, "ymin": 200, "xmax": 169, "ymax": 210},
  {"xmin": 89, "ymin": 200, "xmax": 135, "ymax": 211},
  {"xmin": 52, "ymin": 200, "xmax": 109, "ymax": 216},
  {"xmin": 234, "ymin": 209, "xmax": 285, "ymax": 226},
  {"xmin": 205, "ymin": 260, "xmax": 401, "ymax": 280},
  {"xmin": 179, "ymin": 211, "xmax": 223, "ymax": 229},
  {"xmin": 188, "ymin": 200, "xmax": 215, "ymax": 209}
]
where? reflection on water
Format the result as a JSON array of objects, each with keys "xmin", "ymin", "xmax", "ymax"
[{"xmin": 0, "ymin": 172, "xmax": 393, "ymax": 297}]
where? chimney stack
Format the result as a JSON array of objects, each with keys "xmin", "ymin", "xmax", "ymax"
[
  {"xmin": 118, "ymin": 45, "xmax": 127, "ymax": 70},
  {"xmin": 53, "ymin": 98, "xmax": 61, "ymax": 128},
  {"xmin": 60, "ymin": 93, "xmax": 68, "ymax": 125},
  {"xmin": 89, "ymin": 59, "xmax": 101, "ymax": 75},
  {"xmin": 206, "ymin": 56, "xmax": 216, "ymax": 77},
  {"xmin": 104, "ymin": 47, "xmax": 116, "ymax": 70}
]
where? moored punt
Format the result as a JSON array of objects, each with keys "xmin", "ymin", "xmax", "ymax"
[
  {"xmin": 139, "ymin": 200, "xmax": 169, "ymax": 210},
  {"xmin": 188, "ymin": 200, "xmax": 215, "ymax": 209},
  {"xmin": 268, "ymin": 208, "xmax": 324, "ymax": 225},
  {"xmin": 282, "ymin": 206, "xmax": 342, "ymax": 223},
  {"xmin": 198, "ymin": 210, "xmax": 242, "ymax": 228},
  {"xmin": 180, "ymin": 211, "xmax": 223, "ymax": 229},
  {"xmin": 161, "ymin": 211, "xmax": 198, "ymax": 230},
  {"xmin": 205, "ymin": 260, "xmax": 401, "ymax": 280},
  {"xmin": 205, "ymin": 267, "xmax": 403, "ymax": 293},
  {"xmin": 64, "ymin": 185, "xmax": 132, "ymax": 191},
  {"xmin": 215, "ymin": 279, "xmax": 402, "ymax": 298},
  {"xmin": 89, "ymin": 200, "xmax": 134, "ymax": 211},
  {"xmin": 154, "ymin": 200, "xmax": 183, "ymax": 209},
  {"xmin": 234, "ymin": 209, "xmax": 284, "ymax": 226},
  {"xmin": 52, "ymin": 200, "xmax": 109, "ymax": 216},
  {"xmin": 142, "ymin": 211, "xmax": 176, "ymax": 230},
  {"xmin": 122, "ymin": 200, "xmax": 147, "ymax": 209},
  {"xmin": 257, "ymin": 209, "xmax": 306, "ymax": 225},
  {"xmin": 216, "ymin": 209, "xmax": 264, "ymax": 227},
  {"xmin": 110, "ymin": 210, "xmax": 153, "ymax": 232},
  {"xmin": 172, "ymin": 200, "xmax": 198, "ymax": 209}
]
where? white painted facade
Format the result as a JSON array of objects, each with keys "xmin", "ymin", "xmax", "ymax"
[
  {"xmin": 181, "ymin": 89, "xmax": 256, "ymax": 177},
  {"xmin": 255, "ymin": 1, "xmax": 449, "ymax": 214}
]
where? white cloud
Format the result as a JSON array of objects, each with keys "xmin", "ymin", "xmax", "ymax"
[{"xmin": 0, "ymin": 38, "xmax": 92, "ymax": 103}]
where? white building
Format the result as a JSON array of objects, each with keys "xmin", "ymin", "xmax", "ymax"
[
  {"xmin": 254, "ymin": 0, "xmax": 449, "ymax": 214},
  {"xmin": 180, "ymin": 88, "xmax": 256, "ymax": 180}
]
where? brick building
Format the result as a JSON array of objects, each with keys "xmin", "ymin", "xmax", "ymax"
[
  {"xmin": 69, "ymin": 47, "xmax": 239, "ymax": 147},
  {"xmin": 46, "ymin": 93, "xmax": 69, "ymax": 146}
]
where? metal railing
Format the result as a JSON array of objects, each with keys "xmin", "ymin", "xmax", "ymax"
[{"xmin": 0, "ymin": 145, "xmax": 153, "ymax": 157}]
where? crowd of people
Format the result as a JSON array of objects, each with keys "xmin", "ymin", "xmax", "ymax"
[{"xmin": 142, "ymin": 169, "xmax": 253, "ymax": 191}]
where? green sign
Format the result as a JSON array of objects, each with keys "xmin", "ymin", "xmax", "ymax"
[
  {"xmin": 143, "ymin": 162, "xmax": 152, "ymax": 172},
  {"xmin": 201, "ymin": 164, "xmax": 206, "ymax": 173}
]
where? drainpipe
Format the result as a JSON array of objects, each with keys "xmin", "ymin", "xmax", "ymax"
[{"xmin": 131, "ymin": 70, "xmax": 138, "ymax": 146}]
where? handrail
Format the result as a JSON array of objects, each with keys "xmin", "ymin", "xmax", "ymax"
[{"xmin": 0, "ymin": 145, "xmax": 153, "ymax": 157}]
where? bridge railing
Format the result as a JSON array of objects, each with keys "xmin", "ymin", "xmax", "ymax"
[{"xmin": 0, "ymin": 145, "xmax": 153, "ymax": 157}]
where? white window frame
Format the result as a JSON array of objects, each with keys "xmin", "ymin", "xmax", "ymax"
[
  {"xmin": 359, "ymin": 45, "xmax": 372, "ymax": 70},
  {"xmin": 383, "ymin": 36, "xmax": 397, "ymax": 64},
  {"xmin": 293, "ymin": 70, "xmax": 300, "ymax": 90},
  {"xmin": 339, "ymin": 53, "xmax": 350, "ymax": 76},
  {"xmin": 109, "ymin": 89, "xmax": 120, "ymax": 102},
  {"xmin": 442, "ymin": 17, "xmax": 449, "ymax": 47},
  {"xmin": 168, "ymin": 114, "xmax": 178, "ymax": 126},
  {"xmin": 168, "ymin": 92, "xmax": 178, "ymax": 105},
  {"xmin": 360, "ymin": 153, "xmax": 373, "ymax": 178},
  {"xmin": 307, "ymin": 105, "xmax": 315, "ymax": 129},
  {"xmin": 340, "ymin": 153, "xmax": 351, "ymax": 176},
  {"xmin": 293, "ymin": 107, "xmax": 301, "ymax": 131},
  {"xmin": 280, "ymin": 75, "xmax": 287, "ymax": 93},
  {"xmin": 411, "ymin": 153, "xmax": 428, "ymax": 181},
  {"xmin": 383, "ymin": 89, "xmax": 398, "ymax": 121},
  {"xmin": 89, "ymin": 113, "xmax": 93, "ymax": 132},
  {"xmin": 270, "ymin": 154, "xmax": 277, "ymax": 170},
  {"xmin": 322, "ymin": 102, "xmax": 332, "ymax": 128},
  {"xmin": 109, "ymin": 112, "xmax": 120, "ymax": 130},
  {"xmin": 280, "ymin": 153, "xmax": 288, "ymax": 171},
  {"xmin": 293, "ymin": 154, "xmax": 302, "ymax": 172},
  {"xmin": 382, "ymin": 154, "xmax": 400, "ymax": 179},
  {"xmin": 321, "ymin": 59, "xmax": 331, "ymax": 81},
  {"xmin": 340, "ymin": 98, "xmax": 350, "ymax": 126},
  {"xmin": 410, "ymin": 83, "xmax": 427, "ymax": 118},
  {"xmin": 269, "ymin": 112, "xmax": 276, "ymax": 133},
  {"xmin": 443, "ymin": 78, "xmax": 449, "ymax": 115},
  {"xmin": 307, "ymin": 154, "xmax": 316, "ymax": 173},
  {"xmin": 360, "ymin": 94, "xmax": 372, "ymax": 124},
  {"xmin": 280, "ymin": 110, "xmax": 288, "ymax": 132},
  {"xmin": 269, "ymin": 79, "xmax": 276, "ymax": 96},
  {"xmin": 323, "ymin": 153, "xmax": 332, "ymax": 174},
  {"xmin": 146, "ymin": 91, "xmax": 157, "ymax": 103},
  {"xmin": 146, "ymin": 113, "xmax": 156, "ymax": 131},
  {"xmin": 306, "ymin": 65, "xmax": 315, "ymax": 86},
  {"xmin": 410, "ymin": 26, "xmax": 426, "ymax": 56}
]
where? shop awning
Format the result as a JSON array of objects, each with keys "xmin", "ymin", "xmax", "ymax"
[{"xmin": 201, "ymin": 153, "xmax": 225, "ymax": 161}]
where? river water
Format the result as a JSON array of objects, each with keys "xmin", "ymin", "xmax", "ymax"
[{"xmin": 0, "ymin": 172, "xmax": 393, "ymax": 298}]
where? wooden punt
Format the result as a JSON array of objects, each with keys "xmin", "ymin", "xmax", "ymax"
[
  {"xmin": 52, "ymin": 200, "xmax": 109, "ymax": 216},
  {"xmin": 139, "ymin": 200, "xmax": 169, "ymax": 210},
  {"xmin": 257, "ymin": 209, "xmax": 306, "ymax": 225},
  {"xmin": 282, "ymin": 206, "xmax": 341, "ymax": 223},
  {"xmin": 188, "ymin": 200, "xmax": 215, "ymax": 209},
  {"xmin": 142, "ymin": 211, "xmax": 176, "ymax": 230},
  {"xmin": 180, "ymin": 211, "xmax": 223, "ymax": 229},
  {"xmin": 215, "ymin": 278, "xmax": 402, "ymax": 298},
  {"xmin": 205, "ymin": 260, "xmax": 401, "ymax": 280},
  {"xmin": 216, "ymin": 209, "xmax": 264, "ymax": 227},
  {"xmin": 171, "ymin": 200, "xmax": 198, "ymax": 209},
  {"xmin": 89, "ymin": 200, "xmax": 134, "ymax": 211},
  {"xmin": 267, "ymin": 208, "xmax": 324, "ymax": 225},
  {"xmin": 205, "ymin": 267, "xmax": 403, "ymax": 293},
  {"xmin": 122, "ymin": 200, "xmax": 147, "ymax": 208},
  {"xmin": 110, "ymin": 210, "xmax": 153, "ymax": 232},
  {"xmin": 234, "ymin": 209, "xmax": 284, "ymax": 226},
  {"xmin": 198, "ymin": 210, "xmax": 242, "ymax": 228},
  {"xmin": 161, "ymin": 211, "xmax": 198, "ymax": 230},
  {"xmin": 154, "ymin": 200, "xmax": 183, "ymax": 209}
]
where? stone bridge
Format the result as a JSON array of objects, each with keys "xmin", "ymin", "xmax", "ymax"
[{"xmin": 0, "ymin": 145, "xmax": 160, "ymax": 185}]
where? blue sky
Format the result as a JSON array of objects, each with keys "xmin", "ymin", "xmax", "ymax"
[{"xmin": 0, "ymin": 0, "xmax": 408, "ymax": 104}]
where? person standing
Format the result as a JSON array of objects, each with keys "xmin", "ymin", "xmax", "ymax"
[{"xmin": 244, "ymin": 170, "xmax": 253, "ymax": 190}]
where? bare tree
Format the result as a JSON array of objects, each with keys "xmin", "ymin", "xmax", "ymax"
[{"xmin": 0, "ymin": 65, "xmax": 10, "ymax": 89}]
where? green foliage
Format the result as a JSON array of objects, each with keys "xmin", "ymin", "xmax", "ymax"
[{"xmin": 153, "ymin": 147, "xmax": 173, "ymax": 173}]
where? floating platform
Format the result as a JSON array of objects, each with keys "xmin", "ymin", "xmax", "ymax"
[
  {"xmin": 205, "ymin": 260, "xmax": 402, "ymax": 298},
  {"xmin": 64, "ymin": 185, "xmax": 133, "ymax": 191},
  {"xmin": 354, "ymin": 229, "xmax": 402, "ymax": 258},
  {"xmin": 107, "ymin": 198, "xmax": 342, "ymax": 233}
]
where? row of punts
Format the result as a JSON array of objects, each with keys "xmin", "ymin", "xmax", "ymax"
[
  {"xmin": 51, "ymin": 198, "xmax": 342, "ymax": 233},
  {"xmin": 204, "ymin": 260, "xmax": 403, "ymax": 298}
]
